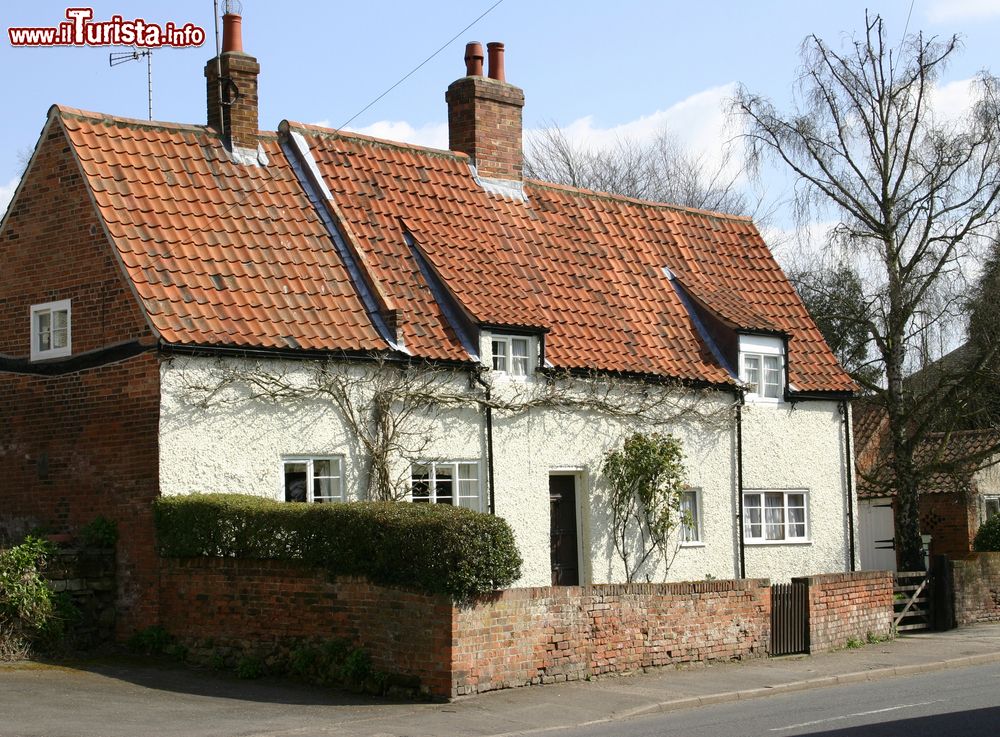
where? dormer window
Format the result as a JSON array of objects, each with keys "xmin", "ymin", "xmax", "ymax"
[
  {"xmin": 30, "ymin": 299, "xmax": 71, "ymax": 361},
  {"xmin": 739, "ymin": 334, "xmax": 784, "ymax": 402},
  {"xmin": 491, "ymin": 335, "xmax": 532, "ymax": 378}
]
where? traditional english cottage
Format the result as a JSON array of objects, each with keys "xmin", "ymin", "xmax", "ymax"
[{"xmin": 0, "ymin": 12, "xmax": 858, "ymax": 632}]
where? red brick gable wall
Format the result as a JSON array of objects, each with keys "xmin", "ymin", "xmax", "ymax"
[
  {"xmin": 0, "ymin": 117, "xmax": 161, "ymax": 635},
  {"xmin": 0, "ymin": 118, "xmax": 152, "ymax": 357}
]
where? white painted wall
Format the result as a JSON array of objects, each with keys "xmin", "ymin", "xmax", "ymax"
[{"xmin": 159, "ymin": 353, "xmax": 857, "ymax": 587}]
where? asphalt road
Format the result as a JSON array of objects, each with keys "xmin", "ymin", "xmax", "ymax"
[
  {"xmin": 556, "ymin": 661, "xmax": 1000, "ymax": 737},
  {"xmin": 1, "ymin": 656, "xmax": 999, "ymax": 737}
]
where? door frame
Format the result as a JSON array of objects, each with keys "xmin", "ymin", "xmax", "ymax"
[{"xmin": 549, "ymin": 468, "xmax": 587, "ymax": 585}]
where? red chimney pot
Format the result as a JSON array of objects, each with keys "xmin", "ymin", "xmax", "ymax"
[
  {"xmin": 487, "ymin": 42, "xmax": 505, "ymax": 82},
  {"xmin": 464, "ymin": 42, "xmax": 484, "ymax": 77},
  {"xmin": 222, "ymin": 13, "xmax": 243, "ymax": 54}
]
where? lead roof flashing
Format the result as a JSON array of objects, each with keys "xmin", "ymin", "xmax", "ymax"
[{"xmin": 468, "ymin": 164, "xmax": 527, "ymax": 202}]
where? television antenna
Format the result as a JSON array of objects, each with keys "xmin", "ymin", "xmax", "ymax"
[{"xmin": 109, "ymin": 48, "xmax": 153, "ymax": 120}]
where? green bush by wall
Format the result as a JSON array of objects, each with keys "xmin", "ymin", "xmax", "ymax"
[{"xmin": 153, "ymin": 494, "xmax": 522, "ymax": 600}]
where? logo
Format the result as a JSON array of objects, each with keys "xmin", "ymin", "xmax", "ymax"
[{"xmin": 8, "ymin": 8, "xmax": 206, "ymax": 48}]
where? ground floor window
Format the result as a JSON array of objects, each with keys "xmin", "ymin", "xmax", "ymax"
[
  {"xmin": 411, "ymin": 461, "xmax": 482, "ymax": 511},
  {"xmin": 985, "ymin": 495, "xmax": 1000, "ymax": 523},
  {"xmin": 744, "ymin": 490, "xmax": 808, "ymax": 542},
  {"xmin": 283, "ymin": 456, "xmax": 344, "ymax": 503},
  {"xmin": 680, "ymin": 489, "xmax": 702, "ymax": 544}
]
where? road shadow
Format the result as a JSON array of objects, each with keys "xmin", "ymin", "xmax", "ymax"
[
  {"xmin": 798, "ymin": 706, "xmax": 1000, "ymax": 736},
  {"xmin": 38, "ymin": 655, "xmax": 415, "ymax": 708}
]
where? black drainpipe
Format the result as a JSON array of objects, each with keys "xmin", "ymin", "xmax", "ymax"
[
  {"xmin": 473, "ymin": 370, "xmax": 497, "ymax": 515},
  {"xmin": 736, "ymin": 391, "xmax": 747, "ymax": 579},
  {"xmin": 842, "ymin": 399, "xmax": 857, "ymax": 571}
]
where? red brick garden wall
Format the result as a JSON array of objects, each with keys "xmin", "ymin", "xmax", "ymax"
[
  {"xmin": 158, "ymin": 558, "xmax": 455, "ymax": 696},
  {"xmin": 451, "ymin": 579, "xmax": 771, "ymax": 696},
  {"xmin": 952, "ymin": 553, "xmax": 1000, "ymax": 625},
  {"xmin": 794, "ymin": 571, "xmax": 894, "ymax": 652}
]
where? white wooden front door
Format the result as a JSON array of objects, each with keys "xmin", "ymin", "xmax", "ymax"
[{"xmin": 859, "ymin": 497, "xmax": 897, "ymax": 572}]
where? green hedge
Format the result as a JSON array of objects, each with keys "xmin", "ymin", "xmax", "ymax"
[
  {"xmin": 153, "ymin": 494, "xmax": 522, "ymax": 601},
  {"xmin": 974, "ymin": 514, "xmax": 1000, "ymax": 552}
]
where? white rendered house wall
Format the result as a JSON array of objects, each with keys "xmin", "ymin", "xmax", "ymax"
[{"xmin": 159, "ymin": 354, "xmax": 856, "ymax": 586}]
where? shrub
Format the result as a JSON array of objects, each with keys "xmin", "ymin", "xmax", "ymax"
[
  {"xmin": 973, "ymin": 514, "xmax": 1000, "ymax": 552},
  {"xmin": 127, "ymin": 625, "xmax": 175, "ymax": 655},
  {"xmin": 152, "ymin": 494, "xmax": 522, "ymax": 600},
  {"xmin": 80, "ymin": 516, "xmax": 118, "ymax": 549},
  {"xmin": 236, "ymin": 656, "xmax": 263, "ymax": 680},
  {"xmin": 0, "ymin": 537, "xmax": 61, "ymax": 658}
]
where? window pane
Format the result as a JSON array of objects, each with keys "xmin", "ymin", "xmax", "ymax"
[
  {"xmin": 744, "ymin": 355, "xmax": 760, "ymax": 394},
  {"xmin": 985, "ymin": 497, "xmax": 1000, "ymax": 521},
  {"xmin": 435, "ymin": 464, "xmax": 454, "ymax": 505},
  {"xmin": 681, "ymin": 490, "xmax": 699, "ymax": 542},
  {"xmin": 411, "ymin": 463, "xmax": 430, "ymax": 502},
  {"xmin": 492, "ymin": 339, "xmax": 508, "ymax": 372},
  {"xmin": 284, "ymin": 462, "xmax": 308, "ymax": 503},
  {"xmin": 510, "ymin": 338, "xmax": 530, "ymax": 376},
  {"xmin": 764, "ymin": 493, "xmax": 785, "ymax": 540},
  {"xmin": 312, "ymin": 459, "xmax": 342, "ymax": 503},
  {"xmin": 52, "ymin": 327, "xmax": 68, "ymax": 349},
  {"xmin": 763, "ymin": 355, "xmax": 781, "ymax": 398},
  {"xmin": 53, "ymin": 310, "xmax": 68, "ymax": 331},
  {"xmin": 744, "ymin": 494, "xmax": 762, "ymax": 539},
  {"xmin": 37, "ymin": 311, "xmax": 51, "ymax": 351},
  {"xmin": 788, "ymin": 505, "xmax": 806, "ymax": 538}
]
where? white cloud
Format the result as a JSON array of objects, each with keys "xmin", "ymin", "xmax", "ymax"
[
  {"xmin": 0, "ymin": 177, "xmax": 21, "ymax": 221},
  {"xmin": 926, "ymin": 0, "xmax": 1000, "ymax": 23},
  {"xmin": 314, "ymin": 119, "xmax": 450, "ymax": 150},
  {"xmin": 929, "ymin": 77, "xmax": 980, "ymax": 124},
  {"xmin": 543, "ymin": 83, "xmax": 740, "ymax": 177}
]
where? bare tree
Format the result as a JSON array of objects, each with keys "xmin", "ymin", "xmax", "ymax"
[
  {"xmin": 736, "ymin": 14, "xmax": 1000, "ymax": 570},
  {"xmin": 524, "ymin": 125, "xmax": 754, "ymax": 216}
]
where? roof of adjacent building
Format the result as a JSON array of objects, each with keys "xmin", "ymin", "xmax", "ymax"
[{"xmin": 49, "ymin": 104, "xmax": 854, "ymax": 393}]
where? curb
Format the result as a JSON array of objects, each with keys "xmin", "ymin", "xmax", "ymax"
[{"xmin": 619, "ymin": 651, "xmax": 1000, "ymax": 721}]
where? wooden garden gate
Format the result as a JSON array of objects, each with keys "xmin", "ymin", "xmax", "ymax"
[{"xmin": 771, "ymin": 581, "xmax": 809, "ymax": 656}]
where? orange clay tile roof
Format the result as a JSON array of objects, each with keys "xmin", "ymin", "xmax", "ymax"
[
  {"xmin": 57, "ymin": 106, "xmax": 388, "ymax": 355},
  {"xmin": 54, "ymin": 105, "xmax": 855, "ymax": 392}
]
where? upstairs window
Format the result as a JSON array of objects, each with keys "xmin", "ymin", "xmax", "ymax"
[
  {"xmin": 739, "ymin": 334, "xmax": 784, "ymax": 402},
  {"xmin": 283, "ymin": 456, "xmax": 344, "ymax": 503},
  {"xmin": 491, "ymin": 335, "xmax": 532, "ymax": 377},
  {"xmin": 411, "ymin": 461, "xmax": 482, "ymax": 511},
  {"xmin": 30, "ymin": 299, "xmax": 71, "ymax": 361},
  {"xmin": 743, "ymin": 353, "xmax": 782, "ymax": 398}
]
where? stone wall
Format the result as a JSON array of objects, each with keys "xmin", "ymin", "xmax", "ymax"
[
  {"xmin": 452, "ymin": 579, "xmax": 772, "ymax": 696},
  {"xmin": 793, "ymin": 571, "xmax": 894, "ymax": 652},
  {"xmin": 952, "ymin": 553, "xmax": 1000, "ymax": 625},
  {"xmin": 46, "ymin": 548, "xmax": 116, "ymax": 647}
]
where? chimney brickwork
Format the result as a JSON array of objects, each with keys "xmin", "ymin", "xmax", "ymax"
[
  {"xmin": 446, "ymin": 42, "xmax": 524, "ymax": 182},
  {"xmin": 205, "ymin": 14, "xmax": 259, "ymax": 151}
]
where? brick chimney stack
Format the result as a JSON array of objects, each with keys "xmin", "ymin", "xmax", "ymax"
[
  {"xmin": 446, "ymin": 41, "xmax": 525, "ymax": 182},
  {"xmin": 205, "ymin": 10, "xmax": 259, "ymax": 151}
]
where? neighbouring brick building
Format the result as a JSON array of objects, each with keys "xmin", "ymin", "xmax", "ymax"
[{"xmin": 2, "ymin": 10, "xmax": 861, "ymax": 639}]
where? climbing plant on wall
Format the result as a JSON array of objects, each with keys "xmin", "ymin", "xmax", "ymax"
[{"xmin": 602, "ymin": 432, "xmax": 688, "ymax": 583}]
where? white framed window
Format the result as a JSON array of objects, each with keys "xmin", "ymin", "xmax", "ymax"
[
  {"xmin": 744, "ymin": 490, "xmax": 809, "ymax": 543},
  {"xmin": 411, "ymin": 461, "xmax": 482, "ymax": 511},
  {"xmin": 491, "ymin": 335, "xmax": 532, "ymax": 378},
  {"xmin": 742, "ymin": 353, "xmax": 782, "ymax": 399},
  {"xmin": 985, "ymin": 495, "xmax": 1000, "ymax": 523},
  {"xmin": 30, "ymin": 299, "xmax": 72, "ymax": 361},
  {"xmin": 680, "ymin": 489, "xmax": 702, "ymax": 545},
  {"xmin": 283, "ymin": 456, "xmax": 344, "ymax": 503},
  {"xmin": 739, "ymin": 334, "xmax": 784, "ymax": 402}
]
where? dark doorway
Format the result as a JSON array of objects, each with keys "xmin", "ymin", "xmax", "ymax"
[{"xmin": 549, "ymin": 475, "xmax": 580, "ymax": 585}]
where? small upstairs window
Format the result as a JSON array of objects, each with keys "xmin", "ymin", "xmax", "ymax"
[
  {"xmin": 739, "ymin": 334, "xmax": 784, "ymax": 402},
  {"xmin": 491, "ymin": 335, "xmax": 532, "ymax": 378},
  {"xmin": 30, "ymin": 299, "xmax": 71, "ymax": 361}
]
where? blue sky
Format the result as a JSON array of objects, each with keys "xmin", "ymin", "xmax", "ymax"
[{"xmin": 4, "ymin": 0, "xmax": 1000, "ymax": 245}]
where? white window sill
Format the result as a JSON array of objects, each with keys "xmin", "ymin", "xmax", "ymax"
[
  {"xmin": 743, "ymin": 538, "xmax": 812, "ymax": 546},
  {"xmin": 744, "ymin": 395, "xmax": 786, "ymax": 406},
  {"xmin": 679, "ymin": 541, "xmax": 705, "ymax": 548}
]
